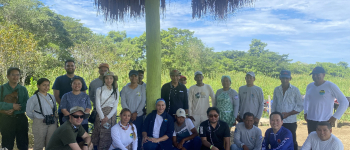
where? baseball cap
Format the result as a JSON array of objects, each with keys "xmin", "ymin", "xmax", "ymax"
[
  {"xmin": 180, "ymin": 75, "xmax": 187, "ymax": 80},
  {"xmin": 310, "ymin": 66, "xmax": 326, "ymax": 75},
  {"xmin": 194, "ymin": 71, "xmax": 203, "ymax": 76},
  {"xmin": 246, "ymin": 72, "xmax": 255, "ymax": 77},
  {"xmin": 175, "ymin": 108, "xmax": 186, "ymax": 118},
  {"xmin": 170, "ymin": 69, "xmax": 181, "ymax": 76},
  {"xmin": 280, "ymin": 70, "xmax": 291, "ymax": 78},
  {"xmin": 129, "ymin": 70, "xmax": 139, "ymax": 77},
  {"xmin": 70, "ymin": 106, "xmax": 85, "ymax": 115},
  {"xmin": 98, "ymin": 63, "xmax": 109, "ymax": 69}
]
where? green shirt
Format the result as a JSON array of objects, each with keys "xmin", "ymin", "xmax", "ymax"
[
  {"xmin": 0, "ymin": 82, "xmax": 29, "ymax": 114},
  {"xmin": 46, "ymin": 120, "xmax": 86, "ymax": 150}
]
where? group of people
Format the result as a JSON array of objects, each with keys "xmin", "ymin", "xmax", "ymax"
[{"xmin": 0, "ymin": 59, "xmax": 348, "ymax": 150}]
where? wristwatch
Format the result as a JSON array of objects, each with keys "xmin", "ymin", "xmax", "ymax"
[{"xmin": 84, "ymin": 143, "xmax": 88, "ymax": 147}]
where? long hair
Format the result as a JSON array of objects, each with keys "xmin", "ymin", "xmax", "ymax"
[
  {"xmin": 100, "ymin": 75, "xmax": 118, "ymax": 98},
  {"xmin": 120, "ymin": 108, "xmax": 136, "ymax": 140},
  {"xmin": 34, "ymin": 78, "xmax": 50, "ymax": 95}
]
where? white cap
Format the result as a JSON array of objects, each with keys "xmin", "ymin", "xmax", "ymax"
[
  {"xmin": 246, "ymin": 71, "xmax": 255, "ymax": 77},
  {"xmin": 194, "ymin": 71, "xmax": 203, "ymax": 76},
  {"xmin": 175, "ymin": 108, "xmax": 186, "ymax": 118}
]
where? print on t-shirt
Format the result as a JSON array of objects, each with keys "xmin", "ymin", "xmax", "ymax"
[
  {"xmin": 319, "ymin": 90, "xmax": 325, "ymax": 95},
  {"xmin": 176, "ymin": 128, "xmax": 191, "ymax": 142},
  {"xmin": 195, "ymin": 92, "xmax": 207, "ymax": 99}
]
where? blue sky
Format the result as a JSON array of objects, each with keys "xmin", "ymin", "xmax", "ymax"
[{"xmin": 41, "ymin": 0, "xmax": 350, "ymax": 64}]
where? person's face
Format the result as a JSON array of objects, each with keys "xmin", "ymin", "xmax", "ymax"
[
  {"xmin": 98, "ymin": 67, "xmax": 109, "ymax": 76},
  {"xmin": 156, "ymin": 101, "xmax": 166, "ymax": 114},
  {"xmin": 194, "ymin": 74, "xmax": 203, "ymax": 83},
  {"xmin": 245, "ymin": 75, "xmax": 255, "ymax": 85},
  {"xmin": 37, "ymin": 81, "xmax": 50, "ymax": 93},
  {"xmin": 179, "ymin": 78, "xmax": 187, "ymax": 85},
  {"xmin": 170, "ymin": 75, "xmax": 180, "ymax": 83},
  {"xmin": 71, "ymin": 79, "xmax": 82, "ymax": 91},
  {"xmin": 244, "ymin": 116, "xmax": 254, "ymax": 129},
  {"xmin": 280, "ymin": 77, "xmax": 291, "ymax": 86},
  {"xmin": 221, "ymin": 77, "xmax": 231, "ymax": 89},
  {"xmin": 129, "ymin": 75, "xmax": 138, "ymax": 84},
  {"xmin": 316, "ymin": 125, "xmax": 332, "ymax": 141},
  {"xmin": 65, "ymin": 62, "xmax": 76, "ymax": 74},
  {"xmin": 7, "ymin": 70, "xmax": 20, "ymax": 84},
  {"xmin": 312, "ymin": 73, "xmax": 325, "ymax": 83},
  {"xmin": 104, "ymin": 76, "xmax": 114, "ymax": 86},
  {"xmin": 121, "ymin": 111, "xmax": 131, "ymax": 124},
  {"xmin": 176, "ymin": 116, "xmax": 185, "ymax": 124},
  {"xmin": 138, "ymin": 73, "xmax": 144, "ymax": 82},
  {"xmin": 69, "ymin": 111, "xmax": 84, "ymax": 126},
  {"xmin": 208, "ymin": 110, "xmax": 219, "ymax": 123},
  {"xmin": 270, "ymin": 114, "xmax": 283, "ymax": 131}
]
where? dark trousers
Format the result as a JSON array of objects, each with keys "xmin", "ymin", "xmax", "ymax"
[
  {"xmin": 307, "ymin": 120, "xmax": 320, "ymax": 134},
  {"xmin": 283, "ymin": 123, "xmax": 298, "ymax": 150},
  {"xmin": 59, "ymin": 113, "xmax": 64, "ymax": 125},
  {"xmin": 143, "ymin": 141, "xmax": 161, "ymax": 150},
  {"xmin": 173, "ymin": 136, "xmax": 202, "ymax": 150},
  {"xmin": 0, "ymin": 114, "xmax": 28, "ymax": 150},
  {"xmin": 131, "ymin": 115, "xmax": 144, "ymax": 150}
]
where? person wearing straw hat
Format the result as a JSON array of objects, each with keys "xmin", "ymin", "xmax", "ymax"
[{"xmin": 89, "ymin": 63, "xmax": 111, "ymax": 108}]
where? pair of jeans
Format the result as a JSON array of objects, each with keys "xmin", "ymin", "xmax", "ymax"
[
  {"xmin": 1, "ymin": 114, "xmax": 28, "ymax": 150},
  {"xmin": 143, "ymin": 141, "xmax": 161, "ymax": 150}
]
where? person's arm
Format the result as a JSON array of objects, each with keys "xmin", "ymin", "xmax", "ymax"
[
  {"xmin": 188, "ymin": 87, "xmax": 193, "ymax": 116},
  {"xmin": 331, "ymin": 83, "xmax": 349, "ymax": 119},
  {"xmin": 252, "ymin": 129, "xmax": 263, "ymax": 150},
  {"xmin": 81, "ymin": 78, "xmax": 88, "ymax": 92},
  {"xmin": 111, "ymin": 126, "xmax": 128, "ymax": 150},
  {"xmin": 120, "ymin": 87, "xmax": 129, "ymax": 109},
  {"xmin": 233, "ymin": 91, "xmax": 239, "ymax": 120},
  {"xmin": 68, "ymin": 143, "xmax": 82, "ymax": 150},
  {"xmin": 209, "ymin": 85, "xmax": 215, "ymax": 107},
  {"xmin": 85, "ymin": 95, "xmax": 92, "ymax": 113},
  {"xmin": 256, "ymin": 88, "xmax": 264, "ymax": 120},
  {"xmin": 304, "ymin": 85, "xmax": 310, "ymax": 119},
  {"xmin": 300, "ymin": 134, "xmax": 312, "ymax": 150},
  {"xmin": 25, "ymin": 96, "xmax": 35, "ymax": 120},
  {"xmin": 223, "ymin": 123, "xmax": 231, "ymax": 150},
  {"xmin": 107, "ymin": 91, "xmax": 119, "ymax": 119},
  {"xmin": 172, "ymin": 136, "xmax": 178, "ymax": 148},
  {"xmin": 224, "ymin": 137, "xmax": 230, "ymax": 150},
  {"xmin": 233, "ymin": 127, "xmax": 243, "ymax": 148},
  {"xmin": 136, "ymin": 86, "xmax": 146, "ymax": 114},
  {"xmin": 81, "ymin": 132, "xmax": 91, "ymax": 148},
  {"xmin": 61, "ymin": 109, "xmax": 70, "ymax": 116},
  {"xmin": 54, "ymin": 90, "xmax": 61, "ymax": 104},
  {"xmin": 181, "ymin": 120, "xmax": 198, "ymax": 142},
  {"xmin": 213, "ymin": 90, "xmax": 218, "ymax": 107},
  {"xmin": 283, "ymin": 87, "xmax": 303, "ymax": 118},
  {"xmin": 88, "ymin": 82, "xmax": 95, "ymax": 106},
  {"xmin": 271, "ymin": 88, "xmax": 278, "ymax": 113},
  {"xmin": 60, "ymin": 94, "xmax": 69, "ymax": 116},
  {"xmin": 95, "ymin": 88, "xmax": 104, "ymax": 120},
  {"xmin": 132, "ymin": 125, "xmax": 138, "ymax": 150},
  {"xmin": 237, "ymin": 87, "xmax": 243, "ymax": 120},
  {"xmin": 261, "ymin": 130, "xmax": 269, "ymax": 150}
]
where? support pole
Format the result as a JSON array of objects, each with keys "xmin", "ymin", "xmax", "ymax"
[{"xmin": 145, "ymin": 0, "xmax": 161, "ymax": 114}]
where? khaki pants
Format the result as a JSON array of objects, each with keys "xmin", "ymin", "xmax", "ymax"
[
  {"xmin": 192, "ymin": 114, "xmax": 208, "ymax": 129},
  {"xmin": 32, "ymin": 118, "xmax": 57, "ymax": 150}
]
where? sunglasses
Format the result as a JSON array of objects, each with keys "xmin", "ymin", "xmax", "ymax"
[
  {"xmin": 209, "ymin": 114, "xmax": 219, "ymax": 118},
  {"xmin": 71, "ymin": 115, "xmax": 84, "ymax": 119}
]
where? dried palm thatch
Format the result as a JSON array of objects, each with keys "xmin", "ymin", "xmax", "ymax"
[{"xmin": 94, "ymin": 0, "xmax": 254, "ymax": 22}]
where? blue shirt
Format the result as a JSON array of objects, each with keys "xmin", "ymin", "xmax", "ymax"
[
  {"xmin": 60, "ymin": 92, "xmax": 91, "ymax": 125},
  {"xmin": 262, "ymin": 126, "xmax": 294, "ymax": 150}
]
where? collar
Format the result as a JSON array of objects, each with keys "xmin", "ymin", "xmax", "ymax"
[
  {"xmin": 101, "ymin": 85, "xmax": 113, "ymax": 91},
  {"xmin": 279, "ymin": 84, "xmax": 292, "ymax": 89},
  {"xmin": 270, "ymin": 126, "xmax": 283, "ymax": 135},
  {"xmin": 169, "ymin": 82, "xmax": 182, "ymax": 88},
  {"xmin": 4, "ymin": 82, "xmax": 20, "ymax": 90}
]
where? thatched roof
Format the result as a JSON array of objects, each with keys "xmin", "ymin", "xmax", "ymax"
[{"xmin": 95, "ymin": 0, "xmax": 254, "ymax": 22}]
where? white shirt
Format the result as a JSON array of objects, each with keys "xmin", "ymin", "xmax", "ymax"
[
  {"xmin": 109, "ymin": 122, "xmax": 138, "ymax": 150},
  {"xmin": 301, "ymin": 131, "xmax": 344, "ymax": 150},
  {"xmin": 304, "ymin": 81, "xmax": 349, "ymax": 121},
  {"xmin": 152, "ymin": 114, "xmax": 163, "ymax": 138},
  {"xmin": 95, "ymin": 86, "xmax": 119, "ymax": 120},
  {"xmin": 188, "ymin": 84, "xmax": 215, "ymax": 115},
  {"xmin": 272, "ymin": 84, "xmax": 303, "ymax": 123}
]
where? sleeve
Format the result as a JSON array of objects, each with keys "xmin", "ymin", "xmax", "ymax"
[
  {"xmin": 18, "ymin": 87, "xmax": 29, "ymax": 114},
  {"xmin": 86, "ymin": 95, "xmax": 92, "ymax": 109},
  {"xmin": 253, "ymin": 129, "xmax": 263, "ymax": 150},
  {"xmin": 233, "ymin": 126, "xmax": 243, "ymax": 148},
  {"xmin": 95, "ymin": 88, "xmax": 104, "ymax": 120},
  {"xmin": 261, "ymin": 130, "xmax": 269, "ymax": 150},
  {"xmin": 52, "ymin": 77, "xmax": 60, "ymax": 90},
  {"xmin": 213, "ymin": 90, "xmax": 218, "ymax": 107},
  {"xmin": 81, "ymin": 78, "xmax": 88, "ymax": 91},
  {"xmin": 271, "ymin": 88, "xmax": 277, "ymax": 113},
  {"xmin": 88, "ymin": 82, "xmax": 95, "ymax": 105},
  {"xmin": 111, "ymin": 126, "xmax": 128, "ymax": 150},
  {"xmin": 0, "ymin": 102, "xmax": 13, "ymax": 110},
  {"xmin": 120, "ymin": 87, "xmax": 128, "ymax": 109},
  {"xmin": 107, "ymin": 90, "xmax": 119, "ymax": 119},
  {"xmin": 61, "ymin": 129, "xmax": 79, "ymax": 146},
  {"xmin": 78, "ymin": 125, "xmax": 86, "ymax": 137},
  {"xmin": 223, "ymin": 122, "xmax": 230, "ymax": 137},
  {"xmin": 256, "ymin": 88, "xmax": 264, "ymax": 119},
  {"xmin": 199, "ymin": 123, "xmax": 206, "ymax": 137},
  {"xmin": 238, "ymin": 87, "xmax": 243, "ymax": 116},
  {"xmin": 330, "ymin": 83, "xmax": 349, "ymax": 119},
  {"xmin": 304, "ymin": 85, "xmax": 310, "ymax": 115},
  {"xmin": 188, "ymin": 87, "xmax": 193, "ymax": 116},
  {"xmin": 293, "ymin": 88, "xmax": 304, "ymax": 113},
  {"xmin": 161, "ymin": 84, "xmax": 166, "ymax": 100},
  {"xmin": 25, "ymin": 96, "xmax": 36, "ymax": 120},
  {"xmin": 60, "ymin": 94, "xmax": 68, "ymax": 109},
  {"xmin": 186, "ymin": 118, "xmax": 195, "ymax": 130},
  {"xmin": 173, "ymin": 130, "xmax": 176, "ymax": 137},
  {"xmin": 183, "ymin": 86, "xmax": 189, "ymax": 110},
  {"xmin": 275, "ymin": 130, "xmax": 293, "ymax": 150},
  {"xmin": 209, "ymin": 85, "xmax": 215, "ymax": 107},
  {"xmin": 300, "ymin": 133, "xmax": 312, "ymax": 150},
  {"xmin": 165, "ymin": 116, "xmax": 175, "ymax": 138},
  {"xmin": 233, "ymin": 91, "xmax": 239, "ymax": 118},
  {"xmin": 133, "ymin": 125, "xmax": 138, "ymax": 150},
  {"xmin": 136, "ymin": 86, "xmax": 146, "ymax": 114}
]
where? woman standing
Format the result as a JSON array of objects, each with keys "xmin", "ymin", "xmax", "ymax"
[
  {"xmin": 109, "ymin": 108, "xmax": 137, "ymax": 150},
  {"xmin": 92, "ymin": 71, "xmax": 119, "ymax": 150},
  {"xmin": 214, "ymin": 75, "xmax": 239, "ymax": 128},
  {"xmin": 26, "ymin": 78, "xmax": 57, "ymax": 150}
]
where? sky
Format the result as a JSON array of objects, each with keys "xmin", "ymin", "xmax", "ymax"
[{"xmin": 40, "ymin": 0, "xmax": 350, "ymax": 64}]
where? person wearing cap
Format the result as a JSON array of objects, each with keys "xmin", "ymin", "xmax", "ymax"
[
  {"xmin": 271, "ymin": 70, "xmax": 303, "ymax": 150},
  {"xmin": 161, "ymin": 69, "xmax": 191, "ymax": 121},
  {"xmin": 46, "ymin": 106, "xmax": 92, "ymax": 150},
  {"xmin": 188, "ymin": 71, "xmax": 215, "ymax": 128},
  {"xmin": 89, "ymin": 63, "xmax": 110, "ymax": 108},
  {"xmin": 237, "ymin": 72, "xmax": 264, "ymax": 127},
  {"xmin": 91, "ymin": 71, "xmax": 119, "ymax": 150},
  {"xmin": 172, "ymin": 108, "xmax": 202, "ymax": 150},
  {"xmin": 0, "ymin": 67, "xmax": 29, "ymax": 150},
  {"xmin": 304, "ymin": 66, "xmax": 349, "ymax": 134},
  {"xmin": 179, "ymin": 75, "xmax": 187, "ymax": 85},
  {"xmin": 121, "ymin": 70, "xmax": 146, "ymax": 150},
  {"xmin": 142, "ymin": 98, "xmax": 174, "ymax": 150},
  {"xmin": 52, "ymin": 59, "xmax": 88, "ymax": 125},
  {"xmin": 214, "ymin": 75, "xmax": 239, "ymax": 128}
]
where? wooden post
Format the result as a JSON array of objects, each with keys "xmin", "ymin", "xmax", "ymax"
[
  {"xmin": 268, "ymin": 95, "xmax": 271, "ymax": 116},
  {"xmin": 145, "ymin": 0, "xmax": 161, "ymax": 114}
]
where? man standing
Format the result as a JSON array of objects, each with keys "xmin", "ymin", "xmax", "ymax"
[
  {"xmin": 272, "ymin": 70, "xmax": 303, "ymax": 150},
  {"xmin": 237, "ymin": 72, "xmax": 264, "ymax": 126},
  {"xmin": 262, "ymin": 112, "xmax": 294, "ymax": 150},
  {"xmin": 231, "ymin": 112, "xmax": 262, "ymax": 150},
  {"xmin": 179, "ymin": 75, "xmax": 187, "ymax": 85},
  {"xmin": 0, "ymin": 67, "xmax": 29, "ymax": 150},
  {"xmin": 138, "ymin": 70, "xmax": 146, "ymax": 87},
  {"xmin": 301, "ymin": 121, "xmax": 344, "ymax": 150},
  {"xmin": 89, "ymin": 63, "xmax": 109, "ymax": 108},
  {"xmin": 53, "ymin": 60, "xmax": 88, "ymax": 125},
  {"xmin": 46, "ymin": 106, "xmax": 92, "ymax": 150},
  {"xmin": 188, "ymin": 71, "xmax": 215, "ymax": 128},
  {"xmin": 304, "ymin": 67, "xmax": 349, "ymax": 134}
]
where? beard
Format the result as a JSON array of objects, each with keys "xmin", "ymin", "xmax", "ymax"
[{"xmin": 66, "ymin": 70, "xmax": 75, "ymax": 74}]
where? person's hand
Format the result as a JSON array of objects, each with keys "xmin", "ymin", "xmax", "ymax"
[
  {"xmin": 101, "ymin": 116, "xmax": 108, "ymax": 125},
  {"xmin": 131, "ymin": 112, "xmax": 138, "ymax": 121},
  {"xmin": 142, "ymin": 136, "xmax": 149, "ymax": 144},
  {"xmin": 5, "ymin": 109, "xmax": 14, "ymax": 115},
  {"xmin": 233, "ymin": 120, "xmax": 237, "ymax": 126},
  {"xmin": 149, "ymin": 138, "xmax": 160, "ymax": 143},
  {"xmin": 304, "ymin": 114, "xmax": 307, "ymax": 121},
  {"xmin": 254, "ymin": 117, "xmax": 260, "ymax": 124},
  {"xmin": 13, "ymin": 104, "xmax": 21, "ymax": 110},
  {"xmin": 82, "ymin": 145, "xmax": 88, "ymax": 150},
  {"xmin": 282, "ymin": 112, "xmax": 290, "ymax": 119},
  {"xmin": 187, "ymin": 115, "xmax": 195, "ymax": 122},
  {"xmin": 236, "ymin": 115, "xmax": 241, "ymax": 122},
  {"xmin": 211, "ymin": 146, "xmax": 219, "ymax": 150},
  {"xmin": 242, "ymin": 145, "xmax": 249, "ymax": 150},
  {"xmin": 328, "ymin": 116, "xmax": 337, "ymax": 126},
  {"xmin": 177, "ymin": 139, "xmax": 185, "ymax": 149}
]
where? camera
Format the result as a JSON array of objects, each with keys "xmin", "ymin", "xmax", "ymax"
[{"xmin": 43, "ymin": 114, "xmax": 55, "ymax": 125}]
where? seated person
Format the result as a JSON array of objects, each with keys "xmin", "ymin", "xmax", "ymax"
[
  {"xmin": 46, "ymin": 106, "xmax": 91, "ymax": 150},
  {"xmin": 231, "ymin": 112, "xmax": 262, "ymax": 150},
  {"xmin": 142, "ymin": 98, "xmax": 174, "ymax": 150},
  {"xmin": 301, "ymin": 121, "xmax": 344, "ymax": 150},
  {"xmin": 199, "ymin": 107, "xmax": 231, "ymax": 150},
  {"xmin": 173, "ymin": 108, "xmax": 202, "ymax": 150},
  {"xmin": 109, "ymin": 108, "xmax": 138, "ymax": 150},
  {"xmin": 262, "ymin": 112, "xmax": 294, "ymax": 150}
]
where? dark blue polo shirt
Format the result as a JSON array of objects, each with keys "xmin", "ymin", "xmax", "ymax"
[{"xmin": 161, "ymin": 82, "xmax": 188, "ymax": 116}]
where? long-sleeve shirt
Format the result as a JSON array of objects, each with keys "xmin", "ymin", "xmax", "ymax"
[
  {"xmin": 272, "ymin": 84, "xmax": 303, "ymax": 123},
  {"xmin": 262, "ymin": 126, "xmax": 294, "ymax": 150},
  {"xmin": 214, "ymin": 88, "xmax": 239, "ymax": 118},
  {"xmin": 238, "ymin": 85, "xmax": 264, "ymax": 119},
  {"xmin": 304, "ymin": 81, "xmax": 349, "ymax": 121},
  {"xmin": 233, "ymin": 122, "xmax": 262, "ymax": 150},
  {"xmin": 301, "ymin": 131, "xmax": 344, "ymax": 150},
  {"xmin": 26, "ymin": 93, "xmax": 57, "ymax": 120},
  {"xmin": 161, "ymin": 82, "xmax": 188, "ymax": 115},
  {"xmin": 109, "ymin": 122, "xmax": 138, "ymax": 150},
  {"xmin": 120, "ymin": 84, "xmax": 146, "ymax": 117},
  {"xmin": 0, "ymin": 82, "xmax": 29, "ymax": 115},
  {"xmin": 188, "ymin": 84, "xmax": 215, "ymax": 116},
  {"xmin": 89, "ymin": 77, "xmax": 103, "ymax": 108},
  {"xmin": 95, "ymin": 86, "xmax": 119, "ymax": 120}
]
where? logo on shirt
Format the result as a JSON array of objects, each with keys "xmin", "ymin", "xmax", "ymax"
[
  {"xmin": 251, "ymin": 94, "xmax": 254, "ymax": 98},
  {"xmin": 130, "ymin": 133, "xmax": 134, "ymax": 138},
  {"xmin": 234, "ymin": 95, "xmax": 239, "ymax": 100},
  {"xmin": 319, "ymin": 90, "xmax": 325, "ymax": 95},
  {"xmin": 136, "ymin": 92, "xmax": 141, "ymax": 96},
  {"xmin": 195, "ymin": 92, "xmax": 207, "ymax": 99},
  {"xmin": 250, "ymin": 136, "xmax": 256, "ymax": 140},
  {"xmin": 164, "ymin": 119, "xmax": 168, "ymax": 122}
]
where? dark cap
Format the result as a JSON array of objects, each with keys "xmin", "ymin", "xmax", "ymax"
[
  {"xmin": 310, "ymin": 67, "xmax": 325, "ymax": 75},
  {"xmin": 280, "ymin": 70, "xmax": 291, "ymax": 78},
  {"xmin": 129, "ymin": 70, "xmax": 139, "ymax": 77}
]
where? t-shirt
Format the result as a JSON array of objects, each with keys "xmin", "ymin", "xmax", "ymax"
[
  {"xmin": 46, "ymin": 120, "xmax": 86, "ymax": 150},
  {"xmin": 199, "ymin": 120, "xmax": 230, "ymax": 150},
  {"xmin": 233, "ymin": 122, "xmax": 262, "ymax": 150},
  {"xmin": 153, "ymin": 114, "xmax": 163, "ymax": 138},
  {"xmin": 188, "ymin": 84, "xmax": 215, "ymax": 115},
  {"xmin": 60, "ymin": 92, "xmax": 91, "ymax": 124},
  {"xmin": 173, "ymin": 118, "xmax": 195, "ymax": 142},
  {"xmin": 238, "ymin": 85, "xmax": 264, "ymax": 119},
  {"xmin": 301, "ymin": 131, "xmax": 344, "ymax": 150},
  {"xmin": 109, "ymin": 122, "xmax": 138, "ymax": 150},
  {"xmin": 161, "ymin": 82, "xmax": 188, "ymax": 116},
  {"xmin": 304, "ymin": 81, "xmax": 349, "ymax": 121},
  {"xmin": 121, "ymin": 84, "xmax": 146, "ymax": 117}
]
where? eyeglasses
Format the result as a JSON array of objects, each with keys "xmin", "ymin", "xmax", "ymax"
[
  {"xmin": 209, "ymin": 114, "xmax": 219, "ymax": 118},
  {"xmin": 71, "ymin": 115, "xmax": 84, "ymax": 119}
]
